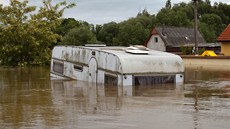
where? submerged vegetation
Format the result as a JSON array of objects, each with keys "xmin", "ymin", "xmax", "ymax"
[{"xmin": 1, "ymin": 0, "xmax": 230, "ymax": 66}]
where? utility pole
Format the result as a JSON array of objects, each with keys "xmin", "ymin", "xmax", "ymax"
[{"xmin": 193, "ymin": 0, "xmax": 198, "ymax": 55}]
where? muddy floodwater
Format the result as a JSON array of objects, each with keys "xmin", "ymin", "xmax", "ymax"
[{"xmin": 1, "ymin": 67, "xmax": 230, "ymax": 129}]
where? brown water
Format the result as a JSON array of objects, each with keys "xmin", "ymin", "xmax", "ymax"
[{"xmin": 1, "ymin": 67, "xmax": 230, "ymax": 129}]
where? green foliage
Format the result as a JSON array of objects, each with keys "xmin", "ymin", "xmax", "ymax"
[
  {"xmin": 0, "ymin": 0, "xmax": 75, "ymax": 66},
  {"xmin": 180, "ymin": 46, "xmax": 193, "ymax": 55},
  {"xmin": 61, "ymin": 25, "xmax": 97, "ymax": 45},
  {"xmin": 55, "ymin": 18, "xmax": 81, "ymax": 36},
  {"xmin": 200, "ymin": 13, "xmax": 224, "ymax": 35},
  {"xmin": 117, "ymin": 20, "xmax": 150, "ymax": 46},
  {"xmin": 156, "ymin": 8, "xmax": 192, "ymax": 27},
  {"xmin": 56, "ymin": 18, "xmax": 98, "ymax": 45},
  {"xmin": 212, "ymin": 2, "xmax": 230, "ymax": 25},
  {"xmin": 165, "ymin": 0, "xmax": 171, "ymax": 9},
  {"xmin": 95, "ymin": 10, "xmax": 155, "ymax": 46},
  {"xmin": 199, "ymin": 13, "xmax": 225, "ymax": 42},
  {"xmin": 199, "ymin": 0, "xmax": 212, "ymax": 15},
  {"xmin": 199, "ymin": 22, "xmax": 216, "ymax": 42},
  {"xmin": 97, "ymin": 22, "xmax": 119, "ymax": 46},
  {"xmin": 199, "ymin": 48, "xmax": 206, "ymax": 55}
]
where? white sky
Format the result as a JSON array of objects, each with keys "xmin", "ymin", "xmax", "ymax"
[{"xmin": 0, "ymin": 0, "xmax": 229, "ymax": 25}]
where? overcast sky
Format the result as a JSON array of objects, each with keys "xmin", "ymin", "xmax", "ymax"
[{"xmin": 0, "ymin": 0, "xmax": 230, "ymax": 25}]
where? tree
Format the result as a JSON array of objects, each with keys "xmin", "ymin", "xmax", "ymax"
[
  {"xmin": 200, "ymin": 13, "xmax": 225, "ymax": 38},
  {"xmin": 165, "ymin": 0, "xmax": 171, "ymax": 9},
  {"xmin": 156, "ymin": 8, "xmax": 191, "ymax": 27},
  {"xmin": 216, "ymin": 2, "xmax": 230, "ymax": 24},
  {"xmin": 55, "ymin": 18, "xmax": 81, "ymax": 36},
  {"xmin": 199, "ymin": 22, "xmax": 216, "ymax": 42},
  {"xmin": 172, "ymin": 2, "xmax": 194, "ymax": 20},
  {"xmin": 117, "ymin": 19, "xmax": 150, "ymax": 46},
  {"xmin": 62, "ymin": 25, "xmax": 97, "ymax": 45},
  {"xmin": 0, "ymin": 0, "xmax": 75, "ymax": 66},
  {"xmin": 136, "ymin": 9, "xmax": 154, "ymax": 29},
  {"xmin": 97, "ymin": 22, "xmax": 119, "ymax": 45},
  {"xmin": 198, "ymin": 0, "xmax": 212, "ymax": 15},
  {"xmin": 94, "ymin": 24, "xmax": 102, "ymax": 37}
]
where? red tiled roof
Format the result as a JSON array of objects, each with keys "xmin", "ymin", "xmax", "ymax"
[
  {"xmin": 217, "ymin": 24, "xmax": 230, "ymax": 42},
  {"xmin": 144, "ymin": 28, "xmax": 158, "ymax": 46},
  {"xmin": 151, "ymin": 28, "xmax": 158, "ymax": 35}
]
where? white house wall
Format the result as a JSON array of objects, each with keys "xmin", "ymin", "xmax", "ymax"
[{"xmin": 147, "ymin": 35, "xmax": 166, "ymax": 51}]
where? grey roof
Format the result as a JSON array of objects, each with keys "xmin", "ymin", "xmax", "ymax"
[{"xmin": 155, "ymin": 27, "xmax": 206, "ymax": 46}]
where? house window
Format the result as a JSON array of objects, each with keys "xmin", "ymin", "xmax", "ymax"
[
  {"xmin": 104, "ymin": 74, "xmax": 118, "ymax": 85},
  {"xmin": 154, "ymin": 37, "xmax": 158, "ymax": 43},
  {"xmin": 74, "ymin": 64, "xmax": 83, "ymax": 72},
  {"xmin": 134, "ymin": 75, "xmax": 175, "ymax": 86},
  {"xmin": 53, "ymin": 61, "xmax": 64, "ymax": 74}
]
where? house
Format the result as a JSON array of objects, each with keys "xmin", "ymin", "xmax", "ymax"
[
  {"xmin": 144, "ymin": 26, "xmax": 220, "ymax": 54},
  {"xmin": 217, "ymin": 24, "xmax": 230, "ymax": 56}
]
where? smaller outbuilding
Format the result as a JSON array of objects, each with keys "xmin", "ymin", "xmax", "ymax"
[
  {"xmin": 144, "ymin": 26, "xmax": 206, "ymax": 52},
  {"xmin": 144, "ymin": 26, "xmax": 220, "ymax": 54},
  {"xmin": 217, "ymin": 24, "xmax": 230, "ymax": 56}
]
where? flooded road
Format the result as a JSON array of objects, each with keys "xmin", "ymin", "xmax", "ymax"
[{"xmin": 1, "ymin": 67, "xmax": 230, "ymax": 129}]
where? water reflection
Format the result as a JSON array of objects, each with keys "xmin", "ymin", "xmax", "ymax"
[
  {"xmin": 51, "ymin": 81, "xmax": 124, "ymax": 114},
  {"xmin": 50, "ymin": 81, "xmax": 183, "ymax": 110},
  {"xmin": 0, "ymin": 67, "xmax": 52, "ymax": 129},
  {"xmin": 51, "ymin": 80, "xmax": 184, "ymax": 107},
  {"xmin": 185, "ymin": 67, "xmax": 230, "ymax": 83},
  {"xmin": 1, "ymin": 67, "xmax": 230, "ymax": 129},
  {"xmin": 184, "ymin": 68, "xmax": 230, "ymax": 129}
]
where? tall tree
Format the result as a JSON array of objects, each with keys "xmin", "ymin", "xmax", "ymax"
[
  {"xmin": 55, "ymin": 18, "xmax": 81, "ymax": 36},
  {"xmin": 165, "ymin": 0, "xmax": 171, "ymax": 9},
  {"xmin": 62, "ymin": 25, "xmax": 97, "ymax": 45},
  {"xmin": 97, "ymin": 22, "xmax": 119, "ymax": 45},
  {"xmin": 200, "ymin": 13, "xmax": 225, "ymax": 42},
  {"xmin": 156, "ymin": 8, "xmax": 191, "ymax": 27},
  {"xmin": 117, "ymin": 18, "xmax": 150, "ymax": 46},
  {"xmin": 0, "ymin": 0, "xmax": 75, "ymax": 66}
]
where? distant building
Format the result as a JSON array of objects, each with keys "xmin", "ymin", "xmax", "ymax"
[
  {"xmin": 144, "ymin": 26, "xmax": 220, "ymax": 54},
  {"xmin": 217, "ymin": 24, "xmax": 230, "ymax": 56}
]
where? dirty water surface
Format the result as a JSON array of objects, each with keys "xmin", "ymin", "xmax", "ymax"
[{"xmin": 0, "ymin": 67, "xmax": 230, "ymax": 129}]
